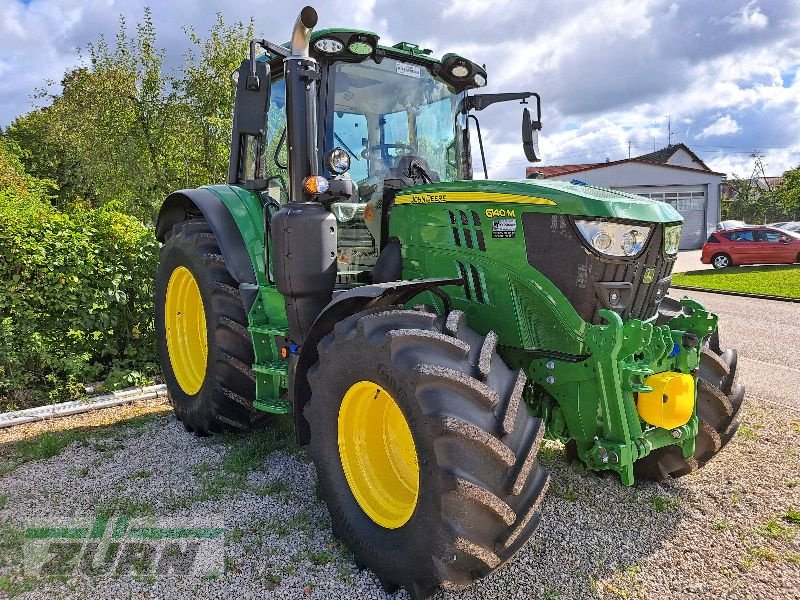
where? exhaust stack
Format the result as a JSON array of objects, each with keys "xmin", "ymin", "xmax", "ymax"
[
  {"xmin": 272, "ymin": 5, "xmax": 337, "ymax": 346},
  {"xmin": 291, "ymin": 6, "xmax": 318, "ymax": 57}
]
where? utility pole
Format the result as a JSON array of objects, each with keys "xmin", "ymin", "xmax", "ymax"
[
  {"xmin": 665, "ymin": 115, "xmax": 674, "ymax": 146},
  {"xmin": 628, "ymin": 140, "xmax": 631, "ymax": 159}
]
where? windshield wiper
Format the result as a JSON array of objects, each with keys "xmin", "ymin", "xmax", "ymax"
[{"xmin": 404, "ymin": 159, "xmax": 433, "ymax": 184}]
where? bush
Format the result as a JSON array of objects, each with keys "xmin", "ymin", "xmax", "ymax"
[{"xmin": 0, "ymin": 195, "xmax": 159, "ymax": 411}]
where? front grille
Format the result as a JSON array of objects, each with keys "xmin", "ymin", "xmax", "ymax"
[{"xmin": 521, "ymin": 213, "xmax": 676, "ymax": 323}]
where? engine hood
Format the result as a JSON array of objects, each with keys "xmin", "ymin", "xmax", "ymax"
[{"xmin": 395, "ymin": 179, "xmax": 683, "ymax": 224}]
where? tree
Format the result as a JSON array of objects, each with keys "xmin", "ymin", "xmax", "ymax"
[
  {"xmin": 179, "ymin": 15, "xmax": 254, "ymax": 185},
  {"xmin": 773, "ymin": 165, "xmax": 800, "ymax": 220},
  {"xmin": 0, "ymin": 134, "xmax": 56, "ymax": 203},
  {"xmin": 721, "ymin": 154, "xmax": 793, "ymax": 224},
  {"xmin": 7, "ymin": 11, "xmax": 253, "ymax": 221}
]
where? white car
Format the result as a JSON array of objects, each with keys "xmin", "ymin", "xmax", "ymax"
[{"xmin": 717, "ymin": 220, "xmax": 746, "ymax": 230}]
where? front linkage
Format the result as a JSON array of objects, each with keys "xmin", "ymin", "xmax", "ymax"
[{"xmin": 528, "ymin": 299, "xmax": 718, "ymax": 485}]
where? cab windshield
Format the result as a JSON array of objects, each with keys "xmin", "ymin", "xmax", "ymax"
[
  {"xmin": 323, "ymin": 56, "xmax": 467, "ymax": 277},
  {"xmin": 325, "ymin": 57, "xmax": 465, "ymax": 183}
]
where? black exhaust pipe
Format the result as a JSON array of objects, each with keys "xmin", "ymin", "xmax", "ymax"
[{"xmin": 271, "ymin": 5, "xmax": 338, "ymax": 344}]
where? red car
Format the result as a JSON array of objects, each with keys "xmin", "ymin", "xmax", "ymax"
[{"xmin": 701, "ymin": 226, "xmax": 800, "ymax": 268}]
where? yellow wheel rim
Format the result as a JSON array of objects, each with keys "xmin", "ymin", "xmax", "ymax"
[
  {"xmin": 338, "ymin": 381, "xmax": 419, "ymax": 529},
  {"xmin": 165, "ymin": 266, "xmax": 208, "ymax": 395}
]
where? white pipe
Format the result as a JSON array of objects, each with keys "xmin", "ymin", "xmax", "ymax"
[{"xmin": 0, "ymin": 384, "xmax": 169, "ymax": 429}]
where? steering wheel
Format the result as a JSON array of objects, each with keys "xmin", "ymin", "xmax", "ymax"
[{"xmin": 360, "ymin": 143, "xmax": 416, "ymax": 160}]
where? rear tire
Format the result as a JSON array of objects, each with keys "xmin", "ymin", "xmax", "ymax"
[
  {"xmin": 305, "ymin": 307, "xmax": 549, "ymax": 599},
  {"xmin": 155, "ymin": 219, "xmax": 267, "ymax": 435}
]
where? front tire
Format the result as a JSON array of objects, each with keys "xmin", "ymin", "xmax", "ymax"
[
  {"xmin": 712, "ymin": 253, "xmax": 732, "ymax": 268},
  {"xmin": 635, "ymin": 300, "xmax": 745, "ymax": 481},
  {"xmin": 155, "ymin": 219, "xmax": 266, "ymax": 435},
  {"xmin": 305, "ymin": 308, "xmax": 549, "ymax": 599}
]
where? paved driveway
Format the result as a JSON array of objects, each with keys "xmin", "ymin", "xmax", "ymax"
[
  {"xmin": 667, "ymin": 289, "xmax": 800, "ymax": 410},
  {"xmin": 673, "ymin": 249, "xmax": 712, "ymax": 273}
]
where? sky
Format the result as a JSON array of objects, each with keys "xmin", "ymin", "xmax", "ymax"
[{"xmin": 1, "ymin": 0, "xmax": 799, "ymax": 179}]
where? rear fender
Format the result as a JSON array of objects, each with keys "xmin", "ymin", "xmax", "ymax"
[
  {"xmin": 292, "ymin": 278, "xmax": 461, "ymax": 444},
  {"xmin": 156, "ymin": 187, "xmax": 258, "ymax": 291}
]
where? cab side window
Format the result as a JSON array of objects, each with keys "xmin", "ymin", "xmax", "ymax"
[{"xmin": 264, "ymin": 78, "xmax": 288, "ymax": 203}]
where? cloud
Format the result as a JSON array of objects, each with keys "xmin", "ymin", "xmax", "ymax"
[
  {"xmin": 1, "ymin": 0, "xmax": 799, "ymax": 179},
  {"xmin": 723, "ymin": 1, "xmax": 769, "ymax": 34},
  {"xmin": 695, "ymin": 115, "xmax": 742, "ymax": 139}
]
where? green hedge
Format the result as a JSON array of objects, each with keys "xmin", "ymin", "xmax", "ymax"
[{"xmin": 0, "ymin": 196, "xmax": 159, "ymax": 411}]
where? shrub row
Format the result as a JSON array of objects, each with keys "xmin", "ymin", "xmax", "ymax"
[{"xmin": 0, "ymin": 195, "xmax": 159, "ymax": 411}]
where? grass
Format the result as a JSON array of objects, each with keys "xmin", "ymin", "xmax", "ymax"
[
  {"xmin": 255, "ymin": 480, "xmax": 294, "ymax": 500},
  {"xmin": 784, "ymin": 508, "xmax": 800, "ymax": 524},
  {"xmin": 308, "ymin": 549, "xmax": 335, "ymax": 566},
  {"xmin": 748, "ymin": 546, "xmax": 779, "ymax": 562},
  {"xmin": 737, "ymin": 425, "xmax": 759, "ymax": 441},
  {"xmin": 671, "ymin": 265, "xmax": 800, "ymax": 299},
  {"xmin": 561, "ymin": 483, "xmax": 578, "ymax": 502},
  {"xmin": 15, "ymin": 430, "xmax": 91, "ymax": 462},
  {"xmin": 756, "ymin": 519, "xmax": 793, "ymax": 540},
  {"xmin": 0, "ymin": 412, "xmax": 167, "ymax": 477},
  {"xmin": 162, "ymin": 422, "xmax": 299, "ymax": 511},
  {"xmin": 711, "ymin": 519, "xmax": 731, "ymax": 531},
  {"xmin": 95, "ymin": 497, "xmax": 155, "ymax": 518},
  {"xmin": 0, "ymin": 574, "xmax": 37, "ymax": 597},
  {"xmin": 650, "ymin": 494, "xmax": 680, "ymax": 512}
]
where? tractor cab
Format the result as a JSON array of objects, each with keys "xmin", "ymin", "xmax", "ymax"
[
  {"xmin": 324, "ymin": 54, "xmax": 467, "ymax": 277},
  {"xmin": 229, "ymin": 26, "xmax": 539, "ymax": 285}
]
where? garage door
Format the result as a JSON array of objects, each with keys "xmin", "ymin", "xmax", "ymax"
[{"xmin": 624, "ymin": 187, "xmax": 706, "ymax": 249}]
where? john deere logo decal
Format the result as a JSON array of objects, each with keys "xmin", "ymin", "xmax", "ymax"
[{"xmin": 642, "ymin": 267, "xmax": 655, "ymax": 284}]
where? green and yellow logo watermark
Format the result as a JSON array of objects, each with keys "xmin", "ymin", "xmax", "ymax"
[{"xmin": 21, "ymin": 516, "xmax": 223, "ymax": 577}]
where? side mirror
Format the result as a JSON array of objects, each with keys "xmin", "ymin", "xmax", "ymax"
[
  {"xmin": 779, "ymin": 235, "xmax": 790, "ymax": 243},
  {"xmin": 522, "ymin": 107, "xmax": 542, "ymax": 163},
  {"xmin": 227, "ymin": 55, "xmax": 271, "ymax": 187}
]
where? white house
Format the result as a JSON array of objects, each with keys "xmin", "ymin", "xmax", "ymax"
[{"xmin": 527, "ymin": 144, "xmax": 725, "ymax": 249}]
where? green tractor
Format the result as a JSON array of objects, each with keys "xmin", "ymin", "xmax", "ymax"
[{"xmin": 154, "ymin": 6, "xmax": 744, "ymax": 597}]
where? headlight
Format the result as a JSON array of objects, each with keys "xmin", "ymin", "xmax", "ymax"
[
  {"xmin": 451, "ymin": 65, "xmax": 469, "ymax": 77},
  {"xmin": 663, "ymin": 224, "xmax": 682, "ymax": 256},
  {"xmin": 574, "ymin": 219, "xmax": 653, "ymax": 257},
  {"xmin": 325, "ymin": 147, "xmax": 350, "ymax": 175},
  {"xmin": 347, "ymin": 41, "xmax": 373, "ymax": 55},
  {"xmin": 314, "ymin": 38, "xmax": 344, "ymax": 54}
]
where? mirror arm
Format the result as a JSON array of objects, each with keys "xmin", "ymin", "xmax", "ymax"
[
  {"xmin": 247, "ymin": 41, "xmax": 260, "ymax": 91},
  {"xmin": 530, "ymin": 92, "xmax": 542, "ymax": 129},
  {"xmin": 468, "ymin": 114, "xmax": 489, "ymax": 180},
  {"xmin": 462, "ymin": 92, "xmax": 536, "ymax": 113},
  {"xmin": 257, "ymin": 39, "xmax": 290, "ymax": 59}
]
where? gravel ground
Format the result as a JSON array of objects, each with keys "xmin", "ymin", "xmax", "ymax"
[{"xmin": 0, "ymin": 391, "xmax": 798, "ymax": 600}]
